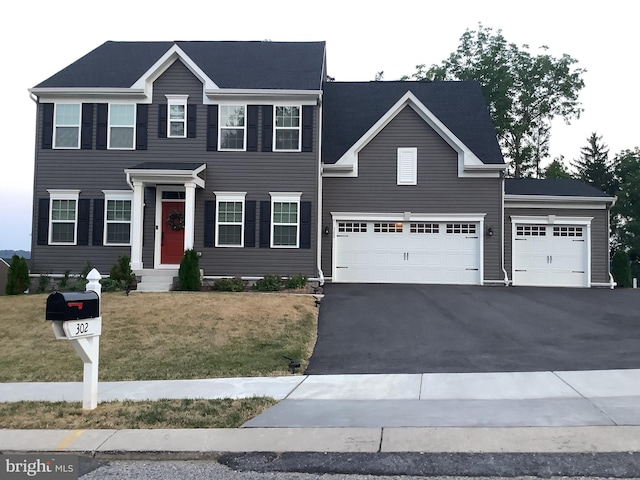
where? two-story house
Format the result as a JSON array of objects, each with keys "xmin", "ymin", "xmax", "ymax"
[{"xmin": 28, "ymin": 41, "xmax": 616, "ymax": 290}]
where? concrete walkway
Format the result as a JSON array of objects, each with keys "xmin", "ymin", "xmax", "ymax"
[{"xmin": 1, "ymin": 369, "xmax": 640, "ymax": 454}]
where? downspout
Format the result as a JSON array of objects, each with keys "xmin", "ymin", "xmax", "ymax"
[
  {"xmin": 501, "ymin": 172, "xmax": 509, "ymax": 286},
  {"xmin": 608, "ymin": 200, "xmax": 616, "ymax": 289},
  {"xmin": 316, "ymin": 93, "xmax": 325, "ymax": 285}
]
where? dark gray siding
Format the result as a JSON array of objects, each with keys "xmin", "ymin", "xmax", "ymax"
[
  {"xmin": 321, "ymin": 106, "xmax": 503, "ymax": 282},
  {"xmin": 31, "ymin": 59, "xmax": 319, "ymax": 277},
  {"xmin": 504, "ymin": 206, "xmax": 610, "ymax": 285}
]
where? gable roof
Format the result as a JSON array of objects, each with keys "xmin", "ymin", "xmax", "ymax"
[
  {"xmin": 321, "ymin": 81, "xmax": 504, "ymax": 165},
  {"xmin": 505, "ymin": 178, "xmax": 611, "ymax": 198},
  {"xmin": 33, "ymin": 41, "xmax": 326, "ymax": 91}
]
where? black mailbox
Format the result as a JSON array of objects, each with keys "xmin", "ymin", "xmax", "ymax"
[{"xmin": 46, "ymin": 291, "xmax": 100, "ymax": 321}]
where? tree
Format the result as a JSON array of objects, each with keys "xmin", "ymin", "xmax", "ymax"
[
  {"xmin": 542, "ymin": 156, "xmax": 573, "ymax": 179},
  {"xmin": 571, "ymin": 133, "xmax": 616, "ymax": 195},
  {"xmin": 374, "ymin": 71, "xmax": 384, "ymax": 81},
  {"xmin": 6, "ymin": 255, "xmax": 29, "ymax": 295},
  {"xmin": 407, "ymin": 25, "xmax": 585, "ymax": 178},
  {"xmin": 612, "ymin": 148, "xmax": 640, "ymax": 277},
  {"xmin": 178, "ymin": 249, "xmax": 201, "ymax": 291}
]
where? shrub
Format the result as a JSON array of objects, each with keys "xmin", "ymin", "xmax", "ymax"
[
  {"xmin": 37, "ymin": 274, "xmax": 50, "ymax": 294},
  {"xmin": 100, "ymin": 278, "xmax": 127, "ymax": 292},
  {"xmin": 254, "ymin": 274, "xmax": 283, "ymax": 292},
  {"xmin": 6, "ymin": 255, "xmax": 29, "ymax": 295},
  {"xmin": 110, "ymin": 255, "xmax": 136, "ymax": 286},
  {"xmin": 612, "ymin": 250, "xmax": 632, "ymax": 288},
  {"xmin": 213, "ymin": 277, "xmax": 246, "ymax": 292},
  {"xmin": 178, "ymin": 249, "xmax": 201, "ymax": 291},
  {"xmin": 286, "ymin": 274, "xmax": 308, "ymax": 290}
]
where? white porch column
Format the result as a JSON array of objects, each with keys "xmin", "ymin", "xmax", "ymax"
[
  {"xmin": 184, "ymin": 181, "xmax": 196, "ymax": 251},
  {"xmin": 130, "ymin": 181, "xmax": 144, "ymax": 270}
]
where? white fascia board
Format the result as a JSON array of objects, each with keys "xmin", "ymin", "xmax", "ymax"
[
  {"xmin": 130, "ymin": 44, "xmax": 217, "ymax": 103},
  {"xmin": 505, "ymin": 194, "xmax": 616, "ymax": 209},
  {"xmin": 30, "ymin": 88, "xmax": 148, "ymax": 103},
  {"xmin": 205, "ymin": 89, "xmax": 321, "ymax": 105},
  {"xmin": 330, "ymin": 91, "xmax": 505, "ymax": 178},
  {"xmin": 331, "ymin": 212, "xmax": 487, "ymax": 222},
  {"xmin": 510, "ymin": 215, "xmax": 593, "ymax": 225},
  {"xmin": 125, "ymin": 164, "xmax": 206, "ymax": 189}
]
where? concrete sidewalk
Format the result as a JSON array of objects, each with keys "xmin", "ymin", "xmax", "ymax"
[{"xmin": 1, "ymin": 369, "xmax": 640, "ymax": 454}]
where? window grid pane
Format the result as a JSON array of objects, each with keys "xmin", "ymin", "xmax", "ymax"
[
  {"xmin": 55, "ymin": 104, "xmax": 80, "ymax": 126},
  {"xmin": 107, "ymin": 200, "xmax": 131, "ymax": 222},
  {"xmin": 218, "ymin": 225, "xmax": 242, "ymax": 245},
  {"xmin": 220, "ymin": 129, "xmax": 244, "ymax": 150},
  {"xmin": 52, "ymin": 200, "xmax": 76, "ymax": 221},
  {"xmin": 106, "ymin": 223, "xmax": 131, "ymax": 244},
  {"xmin": 218, "ymin": 202, "xmax": 243, "ymax": 223},
  {"xmin": 52, "ymin": 223, "xmax": 75, "ymax": 243},
  {"xmin": 169, "ymin": 104, "xmax": 185, "ymax": 120},
  {"xmin": 274, "ymin": 225, "xmax": 297, "ymax": 246},
  {"xmin": 274, "ymin": 106, "xmax": 301, "ymax": 151},
  {"xmin": 170, "ymin": 121, "xmax": 185, "ymax": 137},
  {"xmin": 55, "ymin": 127, "xmax": 79, "ymax": 148},
  {"xmin": 272, "ymin": 201, "xmax": 298, "ymax": 246}
]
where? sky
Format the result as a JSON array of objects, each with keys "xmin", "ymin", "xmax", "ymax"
[{"xmin": 1, "ymin": 0, "xmax": 637, "ymax": 251}]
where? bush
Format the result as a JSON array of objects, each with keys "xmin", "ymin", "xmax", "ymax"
[
  {"xmin": 213, "ymin": 277, "xmax": 246, "ymax": 292},
  {"xmin": 6, "ymin": 255, "xmax": 29, "ymax": 295},
  {"xmin": 110, "ymin": 255, "xmax": 136, "ymax": 286},
  {"xmin": 612, "ymin": 250, "xmax": 632, "ymax": 288},
  {"xmin": 254, "ymin": 274, "xmax": 283, "ymax": 292},
  {"xmin": 178, "ymin": 249, "xmax": 201, "ymax": 291},
  {"xmin": 286, "ymin": 274, "xmax": 308, "ymax": 290},
  {"xmin": 100, "ymin": 278, "xmax": 127, "ymax": 292},
  {"xmin": 37, "ymin": 274, "xmax": 50, "ymax": 294}
]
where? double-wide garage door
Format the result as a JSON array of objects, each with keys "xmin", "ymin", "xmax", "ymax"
[
  {"xmin": 334, "ymin": 221, "xmax": 481, "ymax": 284},
  {"xmin": 512, "ymin": 224, "xmax": 588, "ymax": 287}
]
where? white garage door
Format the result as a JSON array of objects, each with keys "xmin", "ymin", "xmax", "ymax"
[
  {"xmin": 512, "ymin": 224, "xmax": 588, "ymax": 287},
  {"xmin": 334, "ymin": 221, "xmax": 481, "ymax": 284}
]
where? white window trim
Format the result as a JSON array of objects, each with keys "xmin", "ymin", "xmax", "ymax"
[
  {"xmin": 103, "ymin": 190, "xmax": 134, "ymax": 246},
  {"xmin": 218, "ymin": 104, "xmax": 247, "ymax": 151},
  {"xmin": 273, "ymin": 105, "xmax": 302, "ymax": 152},
  {"xmin": 166, "ymin": 94, "xmax": 188, "ymax": 138},
  {"xmin": 397, "ymin": 147, "xmax": 418, "ymax": 185},
  {"xmin": 270, "ymin": 192, "xmax": 302, "ymax": 248},
  {"xmin": 47, "ymin": 189, "xmax": 80, "ymax": 245},
  {"xmin": 107, "ymin": 104, "xmax": 136, "ymax": 150},
  {"xmin": 214, "ymin": 192, "xmax": 246, "ymax": 248},
  {"xmin": 53, "ymin": 103, "xmax": 81, "ymax": 149}
]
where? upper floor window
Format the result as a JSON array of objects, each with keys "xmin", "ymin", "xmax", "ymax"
[
  {"xmin": 104, "ymin": 191, "xmax": 133, "ymax": 245},
  {"xmin": 219, "ymin": 105, "xmax": 246, "ymax": 151},
  {"xmin": 274, "ymin": 106, "xmax": 301, "ymax": 151},
  {"xmin": 215, "ymin": 192, "xmax": 246, "ymax": 247},
  {"xmin": 108, "ymin": 104, "xmax": 136, "ymax": 149},
  {"xmin": 53, "ymin": 104, "xmax": 80, "ymax": 149},
  {"xmin": 48, "ymin": 190, "xmax": 80, "ymax": 245},
  {"xmin": 166, "ymin": 95, "xmax": 188, "ymax": 138},
  {"xmin": 270, "ymin": 192, "xmax": 301, "ymax": 248}
]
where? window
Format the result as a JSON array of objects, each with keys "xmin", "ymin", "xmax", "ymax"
[
  {"xmin": 48, "ymin": 190, "xmax": 80, "ymax": 244},
  {"xmin": 271, "ymin": 193, "xmax": 301, "ymax": 247},
  {"xmin": 53, "ymin": 104, "xmax": 80, "ymax": 149},
  {"xmin": 374, "ymin": 223, "xmax": 403, "ymax": 233},
  {"xmin": 274, "ymin": 106, "xmax": 301, "ymax": 151},
  {"xmin": 410, "ymin": 223, "xmax": 439, "ymax": 233},
  {"xmin": 446, "ymin": 223, "xmax": 477, "ymax": 234},
  {"xmin": 553, "ymin": 226, "xmax": 583, "ymax": 237},
  {"xmin": 166, "ymin": 95, "xmax": 188, "ymax": 138},
  {"xmin": 397, "ymin": 147, "xmax": 417, "ymax": 185},
  {"xmin": 338, "ymin": 222, "xmax": 367, "ymax": 233},
  {"xmin": 219, "ymin": 105, "xmax": 246, "ymax": 150},
  {"xmin": 104, "ymin": 191, "xmax": 133, "ymax": 245},
  {"xmin": 517, "ymin": 225, "xmax": 546, "ymax": 236},
  {"xmin": 215, "ymin": 193, "xmax": 246, "ymax": 247},
  {"xmin": 108, "ymin": 104, "xmax": 136, "ymax": 149}
]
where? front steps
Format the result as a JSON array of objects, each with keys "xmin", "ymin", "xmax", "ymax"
[{"xmin": 135, "ymin": 269, "xmax": 178, "ymax": 292}]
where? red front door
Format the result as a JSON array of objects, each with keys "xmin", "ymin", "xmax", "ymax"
[{"xmin": 161, "ymin": 201, "xmax": 185, "ymax": 265}]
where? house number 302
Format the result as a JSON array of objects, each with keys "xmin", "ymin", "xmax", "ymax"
[{"xmin": 76, "ymin": 322, "xmax": 89, "ymax": 335}]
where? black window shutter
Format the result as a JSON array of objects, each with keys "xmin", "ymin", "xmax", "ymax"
[
  {"xmin": 37, "ymin": 198, "xmax": 49, "ymax": 245},
  {"xmin": 244, "ymin": 200, "xmax": 256, "ymax": 247},
  {"xmin": 207, "ymin": 105, "xmax": 218, "ymax": 151},
  {"xmin": 96, "ymin": 103, "xmax": 108, "ymax": 150},
  {"xmin": 204, "ymin": 200, "xmax": 215, "ymax": 247},
  {"xmin": 262, "ymin": 105, "xmax": 273, "ymax": 152},
  {"xmin": 81, "ymin": 103, "xmax": 94, "ymax": 149},
  {"xmin": 259, "ymin": 201, "xmax": 271, "ymax": 248},
  {"xmin": 247, "ymin": 106, "xmax": 258, "ymax": 152},
  {"xmin": 302, "ymin": 105, "xmax": 313, "ymax": 152},
  {"xmin": 136, "ymin": 104, "xmax": 148, "ymax": 150},
  {"xmin": 42, "ymin": 103, "xmax": 54, "ymax": 149},
  {"xmin": 92, "ymin": 199, "xmax": 104, "ymax": 246},
  {"xmin": 187, "ymin": 104, "xmax": 197, "ymax": 138},
  {"xmin": 77, "ymin": 199, "xmax": 90, "ymax": 246},
  {"xmin": 158, "ymin": 104, "xmax": 167, "ymax": 138},
  {"xmin": 300, "ymin": 201, "xmax": 312, "ymax": 249}
]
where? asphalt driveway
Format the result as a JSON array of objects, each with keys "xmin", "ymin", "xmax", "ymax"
[{"xmin": 305, "ymin": 284, "xmax": 640, "ymax": 374}]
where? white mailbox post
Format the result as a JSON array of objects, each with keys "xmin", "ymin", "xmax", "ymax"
[{"xmin": 48, "ymin": 268, "xmax": 102, "ymax": 410}]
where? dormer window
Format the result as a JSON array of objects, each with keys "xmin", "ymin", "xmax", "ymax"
[
  {"xmin": 274, "ymin": 106, "xmax": 301, "ymax": 151},
  {"xmin": 53, "ymin": 104, "xmax": 81, "ymax": 149},
  {"xmin": 219, "ymin": 105, "xmax": 246, "ymax": 151},
  {"xmin": 166, "ymin": 95, "xmax": 188, "ymax": 138}
]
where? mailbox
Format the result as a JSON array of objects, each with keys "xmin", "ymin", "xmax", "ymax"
[{"xmin": 46, "ymin": 291, "xmax": 100, "ymax": 321}]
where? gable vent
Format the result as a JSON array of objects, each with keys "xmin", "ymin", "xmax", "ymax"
[{"xmin": 397, "ymin": 147, "xmax": 417, "ymax": 185}]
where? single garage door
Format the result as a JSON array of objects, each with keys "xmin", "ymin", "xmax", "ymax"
[
  {"xmin": 512, "ymin": 224, "xmax": 588, "ymax": 287},
  {"xmin": 334, "ymin": 221, "xmax": 481, "ymax": 284}
]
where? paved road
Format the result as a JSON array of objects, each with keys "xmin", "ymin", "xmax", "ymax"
[{"xmin": 306, "ymin": 284, "xmax": 640, "ymax": 374}]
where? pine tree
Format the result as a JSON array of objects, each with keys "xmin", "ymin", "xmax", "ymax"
[
  {"xmin": 6, "ymin": 255, "xmax": 29, "ymax": 295},
  {"xmin": 571, "ymin": 132, "xmax": 616, "ymax": 195}
]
